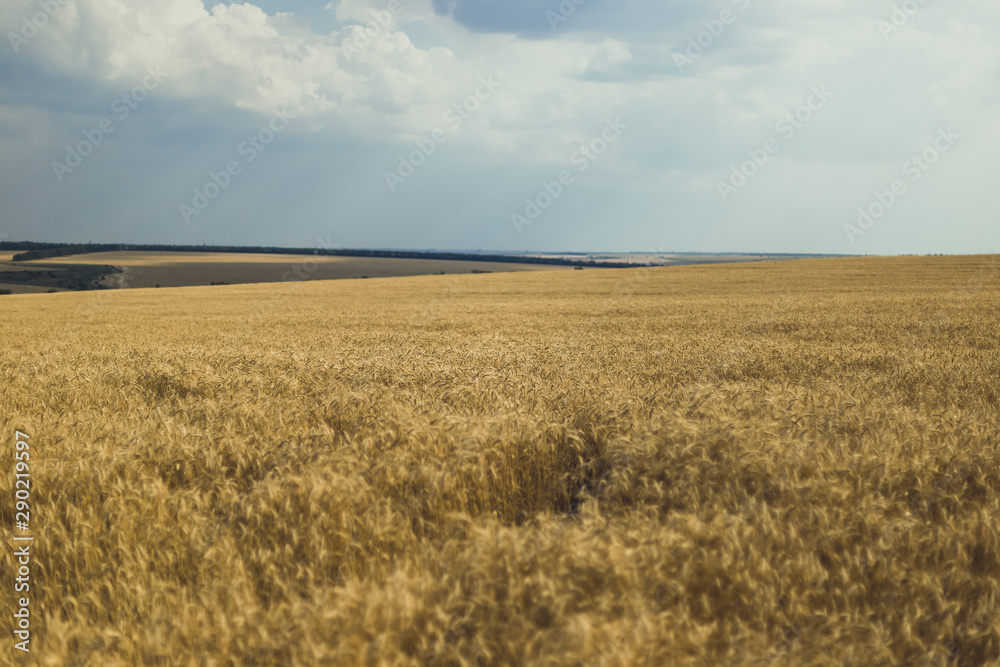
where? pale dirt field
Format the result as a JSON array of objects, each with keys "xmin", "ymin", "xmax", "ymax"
[{"xmin": 526, "ymin": 253, "xmax": 806, "ymax": 266}]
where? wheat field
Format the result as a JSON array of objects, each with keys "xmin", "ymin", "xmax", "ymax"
[{"xmin": 1, "ymin": 256, "xmax": 998, "ymax": 666}]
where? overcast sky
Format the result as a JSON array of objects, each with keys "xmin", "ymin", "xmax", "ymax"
[{"xmin": 1, "ymin": 0, "xmax": 998, "ymax": 254}]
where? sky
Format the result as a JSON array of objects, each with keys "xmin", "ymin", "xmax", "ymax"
[{"xmin": 1, "ymin": 0, "xmax": 998, "ymax": 255}]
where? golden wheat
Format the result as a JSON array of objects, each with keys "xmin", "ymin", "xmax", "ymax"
[{"xmin": 1, "ymin": 255, "xmax": 998, "ymax": 666}]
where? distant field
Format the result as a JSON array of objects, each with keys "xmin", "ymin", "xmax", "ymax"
[
  {"xmin": 2, "ymin": 250, "xmax": 847, "ymax": 293},
  {"xmin": 21, "ymin": 251, "xmax": 571, "ymax": 289},
  {"xmin": 1, "ymin": 256, "xmax": 998, "ymax": 666},
  {"xmin": 0, "ymin": 282, "xmax": 57, "ymax": 294},
  {"xmin": 529, "ymin": 253, "xmax": 826, "ymax": 266},
  {"xmin": 0, "ymin": 259, "xmax": 110, "ymax": 294},
  {"xmin": 35, "ymin": 251, "xmax": 347, "ymax": 266}
]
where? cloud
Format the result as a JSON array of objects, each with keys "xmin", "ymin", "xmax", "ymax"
[
  {"xmin": 1, "ymin": 0, "xmax": 470, "ymax": 130},
  {"xmin": 582, "ymin": 39, "xmax": 632, "ymax": 79},
  {"xmin": 430, "ymin": 0, "xmax": 554, "ymax": 35},
  {"xmin": 2, "ymin": 0, "xmax": 1000, "ymax": 254}
]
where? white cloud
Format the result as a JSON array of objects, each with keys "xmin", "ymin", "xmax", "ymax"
[
  {"xmin": 582, "ymin": 39, "xmax": 632, "ymax": 78},
  {"xmin": 2, "ymin": 0, "xmax": 473, "ymax": 130}
]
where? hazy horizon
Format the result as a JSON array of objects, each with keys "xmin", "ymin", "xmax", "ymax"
[{"xmin": 0, "ymin": 241, "xmax": 858, "ymax": 257}]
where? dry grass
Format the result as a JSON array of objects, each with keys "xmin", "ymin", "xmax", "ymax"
[{"xmin": 1, "ymin": 256, "xmax": 999, "ymax": 666}]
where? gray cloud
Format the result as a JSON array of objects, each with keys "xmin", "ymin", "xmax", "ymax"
[
  {"xmin": 430, "ymin": 0, "xmax": 709, "ymax": 37},
  {"xmin": 0, "ymin": 0, "xmax": 998, "ymax": 255}
]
